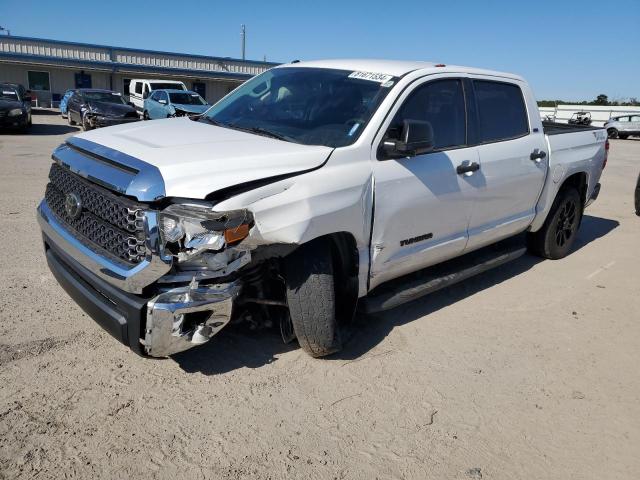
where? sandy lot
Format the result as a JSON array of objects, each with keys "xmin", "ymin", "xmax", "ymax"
[{"xmin": 0, "ymin": 111, "xmax": 639, "ymax": 480}]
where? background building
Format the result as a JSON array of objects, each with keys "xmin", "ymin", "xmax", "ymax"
[{"xmin": 0, "ymin": 35, "xmax": 278, "ymax": 107}]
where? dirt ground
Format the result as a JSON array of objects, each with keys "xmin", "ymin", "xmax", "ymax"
[{"xmin": 0, "ymin": 111, "xmax": 639, "ymax": 480}]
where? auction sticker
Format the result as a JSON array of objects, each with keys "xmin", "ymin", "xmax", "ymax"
[{"xmin": 348, "ymin": 71, "xmax": 394, "ymax": 83}]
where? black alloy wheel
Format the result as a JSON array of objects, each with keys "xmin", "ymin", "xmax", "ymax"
[{"xmin": 554, "ymin": 197, "xmax": 578, "ymax": 248}]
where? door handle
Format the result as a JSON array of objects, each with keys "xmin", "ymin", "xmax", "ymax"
[
  {"xmin": 530, "ymin": 149, "xmax": 547, "ymax": 162},
  {"xmin": 456, "ymin": 161, "xmax": 480, "ymax": 175}
]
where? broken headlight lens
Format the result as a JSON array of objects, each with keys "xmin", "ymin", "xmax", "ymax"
[{"xmin": 159, "ymin": 204, "xmax": 252, "ymax": 262}]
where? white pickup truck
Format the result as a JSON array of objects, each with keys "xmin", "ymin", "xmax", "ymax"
[{"xmin": 37, "ymin": 60, "xmax": 607, "ymax": 358}]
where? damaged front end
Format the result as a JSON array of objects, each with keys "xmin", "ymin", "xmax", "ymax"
[{"xmin": 143, "ymin": 204, "xmax": 257, "ymax": 357}]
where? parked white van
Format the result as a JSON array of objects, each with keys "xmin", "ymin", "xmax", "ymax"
[{"xmin": 128, "ymin": 79, "xmax": 187, "ymax": 112}]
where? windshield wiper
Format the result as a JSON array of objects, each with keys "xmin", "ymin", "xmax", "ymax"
[
  {"xmin": 227, "ymin": 124, "xmax": 295, "ymax": 143},
  {"xmin": 199, "ymin": 116, "xmax": 225, "ymax": 126}
]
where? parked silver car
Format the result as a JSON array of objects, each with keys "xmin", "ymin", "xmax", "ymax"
[{"xmin": 604, "ymin": 115, "xmax": 640, "ymax": 139}]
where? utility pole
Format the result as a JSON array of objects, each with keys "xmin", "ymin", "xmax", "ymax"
[{"xmin": 241, "ymin": 24, "xmax": 246, "ymax": 60}]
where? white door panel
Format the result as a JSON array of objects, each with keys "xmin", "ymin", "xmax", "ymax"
[
  {"xmin": 464, "ymin": 79, "xmax": 547, "ymax": 252},
  {"xmin": 370, "ymin": 147, "xmax": 480, "ymax": 289},
  {"xmin": 466, "ymin": 134, "xmax": 547, "ymax": 250}
]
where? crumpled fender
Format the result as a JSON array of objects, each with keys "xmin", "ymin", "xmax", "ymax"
[{"xmin": 212, "ymin": 148, "xmax": 374, "ymax": 297}]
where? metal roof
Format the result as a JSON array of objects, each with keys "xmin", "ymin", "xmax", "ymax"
[{"xmin": 0, "ymin": 35, "xmax": 278, "ymax": 80}]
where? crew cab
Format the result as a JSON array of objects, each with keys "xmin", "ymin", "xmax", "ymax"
[{"xmin": 37, "ymin": 60, "xmax": 607, "ymax": 358}]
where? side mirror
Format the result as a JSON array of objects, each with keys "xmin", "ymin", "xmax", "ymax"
[
  {"xmin": 23, "ymin": 95, "xmax": 32, "ymax": 103},
  {"xmin": 143, "ymin": 91, "xmax": 149, "ymax": 99},
  {"xmin": 127, "ymin": 101, "xmax": 135, "ymax": 108},
  {"xmin": 381, "ymin": 120, "xmax": 434, "ymax": 158}
]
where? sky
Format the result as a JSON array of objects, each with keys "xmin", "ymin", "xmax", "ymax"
[{"xmin": 1, "ymin": 0, "xmax": 638, "ymax": 101}]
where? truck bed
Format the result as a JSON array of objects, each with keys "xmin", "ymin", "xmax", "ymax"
[{"xmin": 542, "ymin": 121, "xmax": 603, "ymax": 135}]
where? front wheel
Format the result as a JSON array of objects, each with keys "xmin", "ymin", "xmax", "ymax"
[
  {"xmin": 143, "ymin": 110, "xmax": 149, "ymax": 120},
  {"xmin": 527, "ymin": 187, "xmax": 582, "ymax": 259},
  {"xmin": 607, "ymin": 128, "xmax": 618, "ymax": 139},
  {"xmin": 284, "ymin": 238, "xmax": 341, "ymax": 357},
  {"xmin": 81, "ymin": 113, "xmax": 92, "ymax": 131}
]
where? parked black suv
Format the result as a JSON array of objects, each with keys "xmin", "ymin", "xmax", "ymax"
[{"xmin": 0, "ymin": 83, "xmax": 32, "ymax": 132}]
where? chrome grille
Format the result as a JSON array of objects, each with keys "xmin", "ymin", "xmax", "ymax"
[{"xmin": 45, "ymin": 163, "xmax": 147, "ymax": 264}]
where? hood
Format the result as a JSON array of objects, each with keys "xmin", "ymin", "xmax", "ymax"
[
  {"xmin": 0, "ymin": 99, "xmax": 22, "ymax": 111},
  {"xmin": 74, "ymin": 117, "xmax": 333, "ymax": 199},
  {"xmin": 87, "ymin": 101, "xmax": 136, "ymax": 117},
  {"xmin": 172, "ymin": 103, "xmax": 209, "ymax": 114}
]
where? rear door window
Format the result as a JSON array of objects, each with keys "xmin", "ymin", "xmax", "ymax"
[{"xmin": 473, "ymin": 80, "xmax": 529, "ymax": 143}]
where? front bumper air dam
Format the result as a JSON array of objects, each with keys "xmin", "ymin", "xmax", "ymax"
[{"xmin": 44, "ymin": 235, "xmax": 150, "ymax": 355}]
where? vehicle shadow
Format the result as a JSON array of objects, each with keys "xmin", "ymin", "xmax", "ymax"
[
  {"xmin": 172, "ymin": 325, "xmax": 296, "ymax": 375},
  {"xmin": 31, "ymin": 108, "xmax": 60, "ymax": 116},
  {"xmin": 333, "ymin": 214, "xmax": 619, "ymax": 361},
  {"xmin": 28, "ymin": 123, "xmax": 79, "ymax": 135},
  {"xmin": 572, "ymin": 214, "xmax": 620, "ymax": 251},
  {"xmin": 172, "ymin": 214, "xmax": 619, "ymax": 374}
]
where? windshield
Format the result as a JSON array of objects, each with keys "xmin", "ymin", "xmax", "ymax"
[
  {"xmin": 84, "ymin": 91, "xmax": 127, "ymax": 105},
  {"xmin": 151, "ymin": 83, "xmax": 185, "ymax": 91},
  {"xmin": 170, "ymin": 92, "xmax": 206, "ymax": 105},
  {"xmin": 1, "ymin": 88, "xmax": 19, "ymax": 101},
  {"xmin": 201, "ymin": 67, "xmax": 398, "ymax": 147}
]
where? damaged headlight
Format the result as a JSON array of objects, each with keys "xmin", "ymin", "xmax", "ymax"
[{"xmin": 159, "ymin": 203, "xmax": 252, "ymax": 262}]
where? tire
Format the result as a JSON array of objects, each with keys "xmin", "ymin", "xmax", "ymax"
[
  {"xmin": 619, "ymin": 134, "xmax": 628, "ymax": 140},
  {"xmin": 527, "ymin": 187, "xmax": 582, "ymax": 260},
  {"xmin": 284, "ymin": 238, "xmax": 341, "ymax": 357},
  {"xmin": 607, "ymin": 128, "xmax": 618, "ymax": 139},
  {"xmin": 635, "ymin": 173, "xmax": 640, "ymax": 216},
  {"xmin": 81, "ymin": 113, "xmax": 92, "ymax": 131},
  {"xmin": 143, "ymin": 110, "xmax": 149, "ymax": 120},
  {"xmin": 68, "ymin": 111, "xmax": 75, "ymax": 125}
]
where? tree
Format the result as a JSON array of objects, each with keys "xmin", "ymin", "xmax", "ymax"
[{"xmin": 594, "ymin": 94, "xmax": 609, "ymax": 105}]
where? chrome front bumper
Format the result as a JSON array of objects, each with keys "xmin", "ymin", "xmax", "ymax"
[
  {"xmin": 144, "ymin": 282, "xmax": 240, "ymax": 357},
  {"xmin": 39, "ymin": 200, "xmax": 240, "ymax": 356}
]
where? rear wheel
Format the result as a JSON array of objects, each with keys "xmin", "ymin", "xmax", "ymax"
[
  {"xmin": 284, "ymin": 238, "xmax": 341, "ymax": 358},
  {"xmin": 527, "ymin": 187, "xmax": 582, "ymax": 259},
  {"xmin": 607, "ymin": 128, "xmax": 618, "ymax": 139}
]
